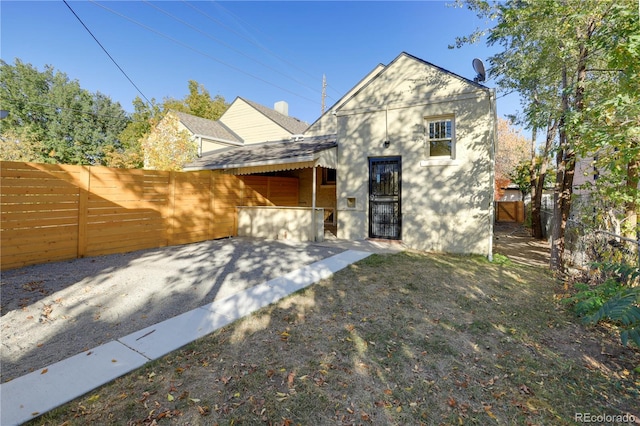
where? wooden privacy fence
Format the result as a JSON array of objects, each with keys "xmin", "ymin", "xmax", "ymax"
[
  {"xmin": 1, "ymin": 161, "xmax": 298, "ymax": 270},
  {"xmin": 495, "ymin": 201, "xmax": 525, "ymax": 223}
]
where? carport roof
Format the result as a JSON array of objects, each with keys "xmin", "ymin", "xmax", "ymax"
[{"xmin": 183, "ymin": 134, "xmax": 337, "ymax": 174}]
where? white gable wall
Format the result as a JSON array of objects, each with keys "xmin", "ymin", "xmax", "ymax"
[
  {"xmin": 174, "ymin": 120, "xmax": 232, "ymax": 154},
  {"xmin": 220, "ymin": 98, "xmax": 293, "ymax": 144},
  {"xmin": 335, "ymin": 54, "xmax": 495, "ymax": 255},
  {"xmin": 306, "ymin": 64, "xmax": 386, "ymax": 137}
]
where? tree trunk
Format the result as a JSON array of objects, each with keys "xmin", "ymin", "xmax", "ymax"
[
  {"xmin": 550, "ymin": 20, "xmax": 593, "ymax": 272},
  {"xmin": 531, "ymin": 119, "xmax": 557, "ymax": 239},
  {"xmin": 550, "ymin": 68, "xmax": 571, "ymax": 272}
]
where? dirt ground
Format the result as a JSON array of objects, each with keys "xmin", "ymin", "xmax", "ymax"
[
  {"xmin": 493, "ymin": 221, "xmax": 551, "ymax": 268},
  {"xmin": 494, "ymin": 221, "xmax": 640, "ymax": 411}
]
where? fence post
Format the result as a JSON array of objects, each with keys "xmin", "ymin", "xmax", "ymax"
[
  {"xmin": 209, "ymin": 171, "xmax": 215, "ymax": 240},
  {"xmin": 77, "ymin": 165, "xmax": 90, "ymax": 258},
  {"xmin": 167, "ymin": 171, "xmax": 176, "ymax": 245}
]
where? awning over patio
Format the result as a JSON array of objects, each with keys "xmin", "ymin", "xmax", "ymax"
[{"xmin": 183, "ymin": 134, "xmax": 337, "ymax": 175}]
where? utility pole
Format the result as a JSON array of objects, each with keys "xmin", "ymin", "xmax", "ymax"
[{"xmin": 321, "ymin": 74, "xmax": 327, "ymax": 114}]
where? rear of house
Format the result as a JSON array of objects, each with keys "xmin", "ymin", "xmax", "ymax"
[{"xmin": 308, "ymin": 52, "xmax": 496, "ymax": 256}]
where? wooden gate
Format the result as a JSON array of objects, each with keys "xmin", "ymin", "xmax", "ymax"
[{"xmin": 495, "ymin": 201, "xmax": 525, "ymax": 223}]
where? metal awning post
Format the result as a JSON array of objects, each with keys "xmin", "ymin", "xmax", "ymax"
[{"xmin": 312, "ymin": 165, "xmax": 317, "ymax": 242}]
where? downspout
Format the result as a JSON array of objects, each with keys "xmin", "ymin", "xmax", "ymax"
[
  {"xmin": 312, "ymin": 165, "xmax": 317, "ymax": 241},
  {"xmin": 488, "ymin": 88, "xmax": 497, "ymax": 262}
]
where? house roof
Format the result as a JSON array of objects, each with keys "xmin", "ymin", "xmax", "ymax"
[
  {"xmin": 238, "ymin": 97, "xmax": 309, "ymax": 135},
  {"xmin": 305, "ymin": 52, "xmax": 489, "ymax": 133},
  {"xmin": 183, "ymin": 134, "xmax": 337, "ymax": 174},
  {"xmin": 171, "ymin": 110, "xmax": 242, "ymax": 144},
  {"xmin": 398, "ymin": 52, "xmax": 489, "ymax": 90}
]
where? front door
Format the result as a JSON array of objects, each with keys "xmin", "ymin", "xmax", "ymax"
[{"xmin": 369, "ymin": 157, "xmax": 401, "ymax": 240}]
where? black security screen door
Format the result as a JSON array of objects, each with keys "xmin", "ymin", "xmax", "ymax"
[{"xmin": 369, "ymin": 157, "xmax": 401, "ymax": 240}]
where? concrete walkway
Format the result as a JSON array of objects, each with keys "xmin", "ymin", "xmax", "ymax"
[{"xmin": 0, "ymin": 248, "xmax": 378, "ymax": 425}]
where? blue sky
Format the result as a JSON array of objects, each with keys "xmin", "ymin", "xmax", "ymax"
[{"xmin": 1, "ymin": 1, "xmax": 521, "ymax": 126}]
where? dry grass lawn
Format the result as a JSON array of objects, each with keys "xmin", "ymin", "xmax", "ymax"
[{"xmin": 29, "ymin": 251, "xmax": 639, "ymax": 425}]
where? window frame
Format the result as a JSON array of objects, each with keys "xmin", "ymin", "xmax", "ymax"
[
  {"xmin": 425, "ymin": 115, "xmax": 455, "ymax": 160},
  {"xmin": 322, "ymin": 168, "xmax": 337, "ymax": 186}
]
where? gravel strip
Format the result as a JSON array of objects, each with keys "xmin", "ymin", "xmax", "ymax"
[{"xmin": 1, "ymin": 237, "xmax": 344, "ymax": 383}]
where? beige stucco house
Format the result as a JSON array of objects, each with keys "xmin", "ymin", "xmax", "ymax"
[
  {"xmin": 306, "ymin": 52, "xmax": 496, "ymax": 255},
  {"xmin": 185, "ymin": 52, "xmax": 496, "ymax": 257}
]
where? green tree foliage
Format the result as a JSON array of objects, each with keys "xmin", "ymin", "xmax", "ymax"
[
  {"xmin": 565, "ymin": 262, "xmax": 640, "ymax": 348},
  {"xmin": 0, "ymin": 59, "xmax": 129, "ymax": 165},
  {"xmin": 576, "ymin": 3, "xmax": 640, "ymax": 239},
  {"xmin": 162, "ymin": 80, "xmax": 228, "ymax": 121},
  {"xmin": 105, "ymin": 96, "xmax": 162, "ymax": 169},
  {"xmin": 141, "ymin": 113, "xmax": 197, "ymax": 171},
  {"xmin": 112, "ymin": 80, "xmax": 228, "ymax": 169},
  {"xmin": 455, "ymin": 0, "xmax": 640, "ymax": 271}
]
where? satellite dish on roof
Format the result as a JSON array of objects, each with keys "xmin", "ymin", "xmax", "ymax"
[{"xmin": 472, "ymin": 58, "xmax": 486, "ymax": 83}]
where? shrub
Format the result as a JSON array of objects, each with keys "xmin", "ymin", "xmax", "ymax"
[{"xmin": 564, "ymin": 262, "xmax": 640, "ymax": 348}]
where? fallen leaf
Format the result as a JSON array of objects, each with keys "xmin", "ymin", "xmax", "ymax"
[
  {"xmin": 519, "ymin": 384, "xmax": 533, "ymax": 395},
  {"xmin": 111, "ymin": 359, "xmax": 117, "ymax": 363},
  {"xmin": 167, "ymin": 394, "xmax": 174, "ymax": 402},
  {"xmin": 484, "ymin": 405, "xmax": 497, "ymax": 419},
  {"xmin": 41, "ymin": 368, "xmax": 48, "ymax": 375},
  {"xmin": 447, "ymin": 397, "xmax": 457, "ymax": 407},
  {"xmin": 287, "ymin": 371, "xmax": 295, "ymax": 387}
]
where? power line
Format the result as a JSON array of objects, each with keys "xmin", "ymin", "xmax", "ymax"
[
  {"xmin": 63, "ymin": 0, "xmax": 152, "ymax": 106},
  {"xmin": 186, "ymin": 0, "xmax": 338, "ymax": 102},
  {"xmin": 90, "ymin": 0, "xmax": 320, "ymax": 105},
  {"xmin": 145, "ymin": 1, "xmax": 325, "ymax": 100},
  {"xmin": 207, "ymin": 1, "xmax": 341, "ymax": 100}
]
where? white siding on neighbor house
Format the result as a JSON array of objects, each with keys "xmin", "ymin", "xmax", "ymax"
[
  {"xmin": 500, "ymin": 189, "xmax": 523, "ymax": 202},
  {"xmin": 335, "ymin": 53, "xmax": 495, "ymax": 256},
  {"xmin": 175, "ymin": 121, "xmax": 234, "ymax": 156},
  {"xmin": 573, "ymin": 156, "xmax": 596, "ymax": 196},
  {"xmin": 220, "ymin": 99, "xmax": 293, "ymax": 144}
]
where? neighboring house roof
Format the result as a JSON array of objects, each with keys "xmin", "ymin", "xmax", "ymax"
[
  {"xmin": 170, "ymin": 110, "xmax": 242, "ymax": 144},
  {"xmin": 238, "ymin": 97, "xmax": 309, "ymax": 135},
  {"xmin": 184, "ymin": 134, "xmax": 337, "ymax": 174}
]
